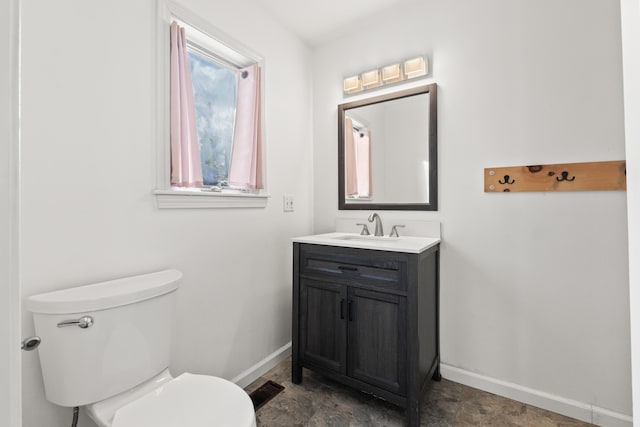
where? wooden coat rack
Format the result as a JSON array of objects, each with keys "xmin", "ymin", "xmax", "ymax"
[{"xmin": 484, "ymin": 160, "xmax": 626, "ymax": 193}]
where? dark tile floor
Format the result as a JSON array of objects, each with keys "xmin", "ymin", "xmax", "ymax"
[{"xmin": 245, "ymin": 358, "xmax": 595, "ymax": 426}]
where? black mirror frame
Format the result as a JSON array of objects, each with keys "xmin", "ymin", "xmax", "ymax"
[{"xmin": 338, "ymin": 84, "xmax": 438, "ymax": 211}]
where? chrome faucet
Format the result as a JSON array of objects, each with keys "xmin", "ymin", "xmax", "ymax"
[{"xmin": 368, "ymin": 213, "xmax": 384, "ymax": 236}]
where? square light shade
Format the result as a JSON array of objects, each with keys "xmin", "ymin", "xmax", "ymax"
[
  {"xmin": 361, "ymin": 69, "xmax": 382, "ymax": 88},
  {"xmin": 343, "ymin": 75, "xmax": 362, "ymax": 93},
  {"xmin": 404, "ymin": 56, "xmax": 428, "ymax": 78},
  {"xmin": 381, "ymin": 64, "xmax": 403, "ymax": 83}
]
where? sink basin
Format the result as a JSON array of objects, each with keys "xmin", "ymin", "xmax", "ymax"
[
  {"xmin": 331, "ymin": 235, "xmax": 402, "ymax": 243},
  {"xmin": 293, "ymin": 232, "xmax": 440, "ymax": 253}
]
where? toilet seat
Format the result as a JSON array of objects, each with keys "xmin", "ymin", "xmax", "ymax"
[{"xmin": 111, "ymin": 373, "xmax": 256, "ymax": 427}]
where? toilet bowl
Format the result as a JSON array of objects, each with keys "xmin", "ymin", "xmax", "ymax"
[
  {"xmin": 87, "ymin": 369, "xmax": 256, "ymax": 427},
  {"xmin": 26, "ymin": 270, "xmax": 256, "ymax": 427}
]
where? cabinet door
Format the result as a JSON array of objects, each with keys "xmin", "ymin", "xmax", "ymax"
[
  {"xmin": 300, "ymin": 279, "xmax": 347, "ymax": 375},
  {"xmin": 348, "ymin": 288, "xmax": 407, "ymax": 395}
]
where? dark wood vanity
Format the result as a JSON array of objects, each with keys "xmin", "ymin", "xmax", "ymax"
[{"xmin": 292, "ymin": 241, "xmax": 440, "ymax": 426}]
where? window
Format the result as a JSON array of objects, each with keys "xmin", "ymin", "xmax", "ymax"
[
  {"xmin": 188, "ymin": 50, "xmax": 236, "ymax": 186},
  {"xmin": 155, "ymin": 2, "xmax": 268, "ymax": 209}
]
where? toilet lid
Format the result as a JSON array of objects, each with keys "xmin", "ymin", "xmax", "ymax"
[{"xmin": 111, "ymin": 373, "xmax": 256, "ymax": 427}]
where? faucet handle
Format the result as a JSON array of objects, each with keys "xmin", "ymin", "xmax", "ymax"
[
  {"xmin": 389, "ymin": 225, "xmax": 405, "ymax": 238},
  {"xmin": 356, "ymin": 223, "xmax": 370, "ymax": 236}
]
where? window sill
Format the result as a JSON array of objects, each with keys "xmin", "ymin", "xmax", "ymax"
[{"xmin": 154, "ymin": 189, "xmax": 270, "ymax": 209}]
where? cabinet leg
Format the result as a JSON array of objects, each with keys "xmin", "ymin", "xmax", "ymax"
[
  {"xmin": 432, "ymin": 361, "xmax": 442, "ymax": 381},
  {"xmin": 292, "ymin": 361, "xmax": 302, "ymax": 384},
  {"xmin": 432, "ymin": 355, "xmax": 442, "ymax": 381},
  {"xmin": 406, "ymin": 398, "xmax": 420, "ymax": 427}
]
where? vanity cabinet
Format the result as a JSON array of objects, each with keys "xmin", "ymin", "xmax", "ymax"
[
  {"xmin": 347, "ymin": 287, "xmax": 407, "ymax": 395},
  {"xmin": 299, "ymin": 279, "xmax": 347, "ymax": 374},
  {"xmin": 292, "ymin": 242, "xmax": 440, "ymax": 427},
  {"xmin": 299, "ymin": 279, "xmax": 407, "ymax": 393}
]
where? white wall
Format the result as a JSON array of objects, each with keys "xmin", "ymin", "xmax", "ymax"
[
  {"xmin": 19, "ymin": 0, "xmax": 313, "ymax": 426},
  {"xmin": 620, "ymin": 0, "xmax": 640, "ymax": 423},
  {"xmin": 313, "ymin": 0, "xmax": 631, "ymax": 422},
  {"xmin": 1, "ymin": 0, "xmax": 20, "ymax": 426}
]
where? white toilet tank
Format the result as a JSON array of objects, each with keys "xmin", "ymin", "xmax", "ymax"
[{"xmin": 26, "ymin": 269, "xmax": 182, "ymax": 408}]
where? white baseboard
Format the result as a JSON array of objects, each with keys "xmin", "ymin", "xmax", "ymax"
[
  {"xmin": 227, "ymin": 348, "xmax": 631, "ymax": 426},
  {"xmin": 231, "ymin": 342, "xmax": 292, "ymax": 388},
  {"xmin": 441, "ymin": 363, "xmax": 632, "ymax": 427}
]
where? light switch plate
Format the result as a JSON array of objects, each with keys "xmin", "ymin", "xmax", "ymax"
[{"xmin": 283, "ymin": 195, "xmax": 294, "ymax": 212}]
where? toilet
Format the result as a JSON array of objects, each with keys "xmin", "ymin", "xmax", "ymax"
[{"xmin": 26, "ymin": 269, "xmax": 256, "ymax": 427}]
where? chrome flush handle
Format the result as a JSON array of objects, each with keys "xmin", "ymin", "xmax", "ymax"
[{"xmin": 57, "ymin": 316, "xmax": 94, "ymax": 329}]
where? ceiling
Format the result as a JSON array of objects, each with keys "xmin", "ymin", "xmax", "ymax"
[{"xmin": 254, "ymin": 0, "xmax": 413, "ymax": 46}]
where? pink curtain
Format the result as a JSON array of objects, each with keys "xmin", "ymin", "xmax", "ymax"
[
  {"xmin": 345, "ymin": 119, "xmax": 372, "ymax": 197},
  {"xmin": 345, "ymin": 118, "xmax": 358, "ymax": 196},
  {"xmin": 355, "ymin": 131, "xmax": 372, "ymax": 197},
  {"xmin": 170, "ymin": 21, "xmax": 203, "ymax": 187},
  {"xmin": 228, "ymin": 64, "xmax": 263, "ymax": 189}
]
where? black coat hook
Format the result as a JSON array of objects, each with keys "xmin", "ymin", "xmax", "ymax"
[
  {"xmin": 556, "ymin": 171, "xmax": 575, "ymax": 182},
  {"xmin": 498, "ymin": 175, "xmax": 515, "ymax": 185}
]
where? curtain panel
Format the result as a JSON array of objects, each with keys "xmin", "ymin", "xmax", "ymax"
[
  {"xmin": 228, "ymin": 64, "xmax": 263, "ymax": 190},
  {"xmin": 344, "ymin": 118, "xmax": 372, "ymax": 198},
  {"xmin": 170, "ymin": 21, "xmax": 203, "ymax": 187}
]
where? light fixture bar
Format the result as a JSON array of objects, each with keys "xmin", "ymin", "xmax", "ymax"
[{"xmin": 343, "ymin": 55, "xmax": 429, "ymax": 96}]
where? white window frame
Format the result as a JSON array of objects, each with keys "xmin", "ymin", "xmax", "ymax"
[{"xmin": 154, "ymin": 0, "xmax": 269, "ymax": 209}]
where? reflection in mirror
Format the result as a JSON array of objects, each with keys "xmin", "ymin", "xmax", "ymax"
[{"xmin": 338, "ymin": 84, "xmax": 437, "ymax": 211}]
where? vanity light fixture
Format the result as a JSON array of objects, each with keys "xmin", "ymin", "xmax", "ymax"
[
  {"xmin": 361, "ymin": 69, "xmax": 382, "ymax": 88},
  {"xmin": 343, "ymin": 75, "xmax": 362, "ymax": 94},
  {"xmin": 343, "ymin": 55, "xmax": 429, "ymax": 96},
  {"xmin": 404, "ymin": 56, "xmax": 428, "ymax": 78},
  {"xmin": 381, "ymin": 64, "xmax": 403, "ymax": 84}
]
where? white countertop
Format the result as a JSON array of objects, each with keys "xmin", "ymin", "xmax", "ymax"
[{"xmin": 292, "ymin": 232, "xmax": 440, "ymax": 254}]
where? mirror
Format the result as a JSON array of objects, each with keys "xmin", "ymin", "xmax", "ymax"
[{"xmin": 338, "ymin": 84, "xmax": 437, "ymax": 211}]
